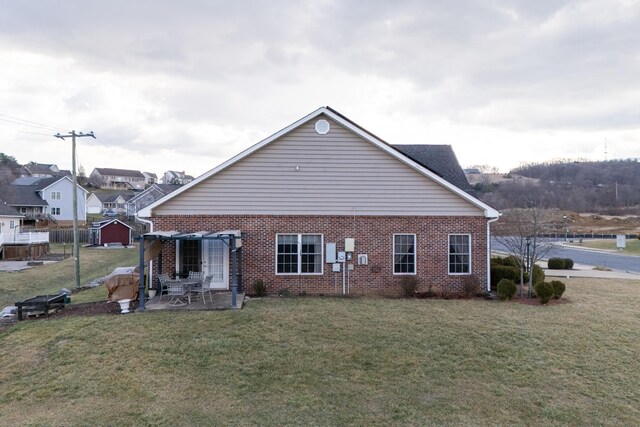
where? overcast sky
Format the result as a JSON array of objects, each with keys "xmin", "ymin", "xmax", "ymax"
[{"xmin": 1, "ymin": 0, "xmax": 638, "ymax": 179}]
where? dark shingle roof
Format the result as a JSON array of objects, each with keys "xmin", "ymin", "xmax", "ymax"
[
  {"xmin": 392, "ymin": 145, "xmax": 471, "ymax": 192},
  {"xmin": 24, "ymin": 163, "xmax": 56, "ymax": 175},
  {"xmin": 0, "ymin": 185, "xmax": 48, "ymax": 206},
  {"xmin": 12, "ymin": 176, "xmax": 45, "ymax": 185},
  {"xmin": 0, "ymin": 201, "xmax": 22, "ymax": 216},
  {"xmin": 155, "ymin": 184, "xmax": 182, "ymax": 194},
  {"xmin": 94, "ymin": 168, "xmax": 145, "ymax": 178}
]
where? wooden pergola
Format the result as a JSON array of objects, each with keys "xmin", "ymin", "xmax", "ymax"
[{"xmin": 137, "ymin": 229, "xmax": 243, "ymax": 311}]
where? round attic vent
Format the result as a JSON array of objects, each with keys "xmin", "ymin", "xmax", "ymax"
[{"xmin": 315, "ymin": 119, "xmax": 330, "ymax": 135}]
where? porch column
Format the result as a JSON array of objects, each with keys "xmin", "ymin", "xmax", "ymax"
[
  {"xmin": 138, "ymin": 235, "xmax": 146, "ymax": 311},
  {"xmin": 231, "ymin": 236, "xmax": 237, "ymax": 309}
]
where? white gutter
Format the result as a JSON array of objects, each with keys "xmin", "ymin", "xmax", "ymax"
[{"xmin": 486, "ymin": 216, "xmax": 500, "ymax": 291}]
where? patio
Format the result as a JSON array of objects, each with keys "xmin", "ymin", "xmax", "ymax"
[
  {"xmin": 145, "ymin": 291, "xmax": 245, "ymax": 311},
  {"xmin": 138, "ymin": 229, "xmax": 244, "ymax": 311}
]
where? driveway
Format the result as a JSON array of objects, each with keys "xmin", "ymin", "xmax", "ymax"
[{"xmin": 0, "ymin": 261, "xmax": 57, "ymax": 272}]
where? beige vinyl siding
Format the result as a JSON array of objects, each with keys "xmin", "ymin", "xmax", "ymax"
[{"xmin": 156, "ymin": 116, "xmax": 484, "ymax": 216}]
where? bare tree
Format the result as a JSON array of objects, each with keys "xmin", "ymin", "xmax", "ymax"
[{"xmin": 494, "ymin": 205, "xmax": 556, "ymax": 297}]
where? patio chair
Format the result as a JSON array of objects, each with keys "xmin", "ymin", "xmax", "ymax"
[
  {"xmin": 166, "ymin": 281, "xmax": 188, "ymax": 306},
  {"xmin": 188, "ymin": 271, "xmax": 205, "ymax": 283},
  {"xmin": 158, "ymin": 273, "xmax": 180, "ymax": 303},
  {"xmin": 186, "ymin": 271, "xmax": 204, "ymax": 301},
  {"xmin": 198, "ymin": 275, "xmax": 214, "ymax": 304}
]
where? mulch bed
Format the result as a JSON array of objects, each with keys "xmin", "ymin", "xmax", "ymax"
[{"xmin": 47, "ymin": 300, "xmax": 140, "ymax": 318}]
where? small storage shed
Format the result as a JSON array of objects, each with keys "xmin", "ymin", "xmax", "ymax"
[{"xmin": 89, "ymin": 219, "xmax": 132, "ymax": 246}]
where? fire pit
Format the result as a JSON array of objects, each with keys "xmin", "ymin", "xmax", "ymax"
[{"xmin": 15, "ymin": 294, "xmax": 67, "ymax": 320}]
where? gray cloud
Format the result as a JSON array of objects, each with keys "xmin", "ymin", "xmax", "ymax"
[{"xmin": 0, "ymin": 0, "xmax": 638, "ymax": 174}]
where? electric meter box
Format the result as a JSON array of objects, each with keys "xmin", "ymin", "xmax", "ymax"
[
  {"xmin": 345, "ymin": 238, "xmax": 355, "ymax": 252},
  {"xmin": 326, "ymin": 243, "xmax": 337, "ymax": 263}
]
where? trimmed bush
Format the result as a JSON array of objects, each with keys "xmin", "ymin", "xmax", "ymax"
[
  {"xmin": 491, "ymin": 257, "xmax": 506, "ymax": 266},
  {"xmin": 524, "ymin": 264, "xmax": 546, "ymax": 286},
  {"xmin": 491, "ymin": 265, "xmax": 520, "ymax": 290},
  {"xmin": 253, "ymin": 279, "xmax": 267, "ymax": 297},
  {"xmin": 502, "ymin": 255, "xmax": 522, "ymax": 268},
  {"xmin": 551, "ymin": 280, "xmax": 566, "ymax": 299},
  {"xmin": 497, "ymin": 279, "xmax": 517, "ymax": 301},
  {"xmin": 400, "ymin": 276, "xmax": 418, "ymax": 297},
  {"xmin": 534, "ymin": 281, "xmax": 555, "ymax": 304},
  {"xmin": 547, "ymin": 258, "xmax": 566, "ymax": 269},
  {"xmin": 563, "ymin": 258, "xmax": 574, "ymax": 270}
]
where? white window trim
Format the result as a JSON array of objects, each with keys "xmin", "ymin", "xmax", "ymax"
[
  {"xmin": 275, "ymin": 233, "xmax": 324, "ymax": 276},
  {"xmin": 448, "ymin": 233, "xmax": 472, "ymax": 275},
  {"xmin": 393, "ymin": 233, "xmax": 417, "ymax": 275}
]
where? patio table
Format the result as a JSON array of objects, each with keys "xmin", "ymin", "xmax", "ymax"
[{"xmin": 170, "ymin": 279, "xmax": 201, "ymax": 305}]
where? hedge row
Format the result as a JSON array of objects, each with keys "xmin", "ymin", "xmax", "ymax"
[{"xmin": 547, "ymin": 257, "xmax": 574, "ymax": 270}]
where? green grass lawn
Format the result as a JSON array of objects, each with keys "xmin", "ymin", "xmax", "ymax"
[
  {"xmin": 1, "ymin": 277, "xmax": 639, "ymax": 425},
  {"xmin": 0, "ymin": 244, "xmax": 140, "ymax": 306},
  {"xmin": 573, "ymin": 238, "xmax": 640, "ymax": 255}
]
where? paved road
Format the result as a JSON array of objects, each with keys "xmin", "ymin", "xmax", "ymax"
[{"xmin": 492, "ymin": 238, "xmax": 640, "ymax": 273}]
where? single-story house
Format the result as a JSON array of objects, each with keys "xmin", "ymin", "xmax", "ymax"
[
  {"xmin": 138, "ymin": 107, "xmax": 500, "ymax": 299},
  {"xmin": 86, "ymin": 191, "xmax": 136, "ymax": 215},
  {"xmin": 89, "ymin": 219, "xmax": 133, "ymax": 246}
]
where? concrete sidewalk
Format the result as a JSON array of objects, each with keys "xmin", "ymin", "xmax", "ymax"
[
  {"xmin": 543, "ymin": 262, "xmax": 640, "ymax": 280},
  {"xmin": 0, "ymin": 261, "xmax": 58, "ymax": 272}
]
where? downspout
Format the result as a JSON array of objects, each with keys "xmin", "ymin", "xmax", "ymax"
[
  {"xmin": 136, "ymin": 214, "xmax": 154, "ymax": 311},
  {"xmin": 486, "ymin": 216, "xmax": 500, "ymax": 292}
]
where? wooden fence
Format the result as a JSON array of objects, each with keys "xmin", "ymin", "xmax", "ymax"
[{"xmin": 22, "ymin": 224, "xmax": 148, "ymax": 244}]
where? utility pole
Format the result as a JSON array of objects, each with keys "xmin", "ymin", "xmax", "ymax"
[{"xmin": 54, "ymin": 130, "xmax": 96, "ymax": 288}]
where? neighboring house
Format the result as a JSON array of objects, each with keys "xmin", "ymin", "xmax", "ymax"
[
  {"xmin": 89, "ymin": 219, "xmax": 132, "ymax": 246},
  {"xmin": 0, "ymin": 202, "xmax": 23, "ymax": 244},
  {"xmin": 11, "ymin": 176, "xmax": 87, "ymax": 226},
  {"xmin": 162, "ymin": 170, "xmax": 194, "ymax": 185},
  {"xmin": 143, "ymin": 172, "xmax": 158, "ymax": 186},
  {"xmin": 139, "ymin": 107, "xmax": 500, "ymax": 297},
  {"xmin": 87, "ymin": 191, "xmax": 136, "ymax": 214},
  {"xmin": 0, "ymin": 184, "xmax": 49, "ymax": 226},
  {"xmin": 125, "ymin": 183, "xmax": 181, "ymax": 217},
  {"xmin": 90, "ymin": 168, "xmax": 146, "ymax": 190},
  {"xmin": 86, "ymin": 192, "xmax": 104, "ymax": 214},
  {"xmin": 19, "ymin": 163, "xmax": 59, "ymax": 178}
]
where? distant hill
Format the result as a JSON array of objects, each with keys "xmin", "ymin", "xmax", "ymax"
[{"xmin": 473, "ymin": 159, "xmax": 640, "ymax": 214}]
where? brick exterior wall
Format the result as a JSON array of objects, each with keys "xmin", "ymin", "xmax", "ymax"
[{"xmin": 151, "ymin": 215, "xmax": 489, "ymax": 297}]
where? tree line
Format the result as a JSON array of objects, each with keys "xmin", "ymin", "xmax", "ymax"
[{"xmin": 475, "ymin": 159, "xmax": 640, "ymax": 214}]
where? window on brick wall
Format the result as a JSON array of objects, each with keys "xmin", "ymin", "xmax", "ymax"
[
  {"xmin": 276, "ymin": 234, "xmax": 323, "ymax": 275},
  {"xmin": 393, "ymin": 234, "xmax": 416, "ymax": 274},
  {"xmin": 449, "ymin": 234, "xmax": 471, "ymax": 274}
]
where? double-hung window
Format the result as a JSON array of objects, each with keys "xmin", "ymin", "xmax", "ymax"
[
  {"xmin": 393, "ymin": 234, "xmax": 416, "ymax": 274},
  {"xmin": 276, "ymin": 234, "xmax": 323, "ymax": 275},
  {"xmin": 449, "ymin": 234, "xmax": 471, "ymax": 274}
]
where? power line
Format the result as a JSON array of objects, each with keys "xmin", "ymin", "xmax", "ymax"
[
  {"xmin": 19, "ymin": 131, "xmax": 55, "ymax": 137},
  {"xmin": 0, "ymin": 113, "xmax": 66, "ymax": 132}
]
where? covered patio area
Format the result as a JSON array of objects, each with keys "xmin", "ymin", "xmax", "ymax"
[{"xmin": 137, "ymin": 229, "xmax": 244, "ymax": 311}]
